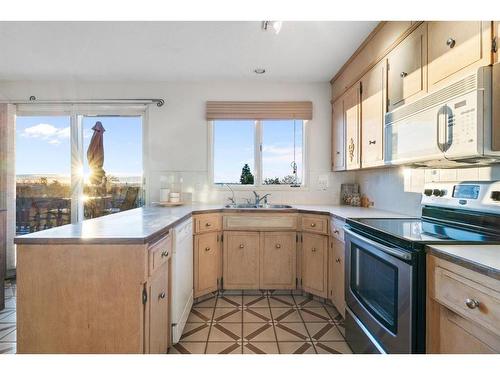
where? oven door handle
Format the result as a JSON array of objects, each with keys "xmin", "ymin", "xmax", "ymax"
[{"xmin": 344, "ymin": 228, "xmax": 412, "ymax": 261}]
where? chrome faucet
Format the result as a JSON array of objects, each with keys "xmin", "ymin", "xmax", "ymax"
[
  {"xmin": 252, "ymin": 191, "xmax": 271, "ymax": 206},
  {"xmin": 224, "ymin": 183, "xmax": 236, "ymax": 206}
]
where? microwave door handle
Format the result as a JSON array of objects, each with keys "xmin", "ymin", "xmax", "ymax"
[
  {"xmin": 436, "ymin": 106, "xmax": 446, "ymax": 152},
  {"xmin": 345, "ymin": 228, "xmax": 412, "ymax": 261}
]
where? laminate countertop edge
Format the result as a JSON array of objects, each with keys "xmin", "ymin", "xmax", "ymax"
[
  {"xmin": 426, "ymin": 245, "xmax": 500, "ymax": 280},
  {"xmin": 14, "ymin": 204, "xmax": 409, "ymax": 245}
]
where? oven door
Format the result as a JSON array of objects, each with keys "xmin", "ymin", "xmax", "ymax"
[{"xmin": 345, "ymin": 228, "xmax": 414, "ymax": 354}]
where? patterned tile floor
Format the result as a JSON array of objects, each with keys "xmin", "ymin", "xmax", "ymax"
[
  {"xmin": 169, "ymin": 291, "xmax": 352, "ymax": 354},
  {"xmin": 0, "ymin": 279, "xmax": 16, "ymax": 354}
]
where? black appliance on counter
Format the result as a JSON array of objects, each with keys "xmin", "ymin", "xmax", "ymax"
[{"xmin": 344, "ymin": 181, "xmax": 500, "ymax": 354}]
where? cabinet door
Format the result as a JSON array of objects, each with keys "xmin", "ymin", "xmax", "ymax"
[
  {"xmin": 260, "ymin": 232, "xmax": 296, "ymax": 289},
  {"xmin": 428, "ymin": 21, "xmax": 492, "ymax": 90},
  {"xmin": 495, "ymin": 21, "xmax": 500, "ymax": 63},
  {"xmin": 194, "ymin": 232, "xmax": 220, "ymax": 298},
  {"xmin": 331, "ymin": 97, "xmax": 345, "ymax": 171},
  {"xmin": 302, "ymin": 233, "xmax": 328, "ymax": 298},
  {"xmin": 387, "ymin": 22, "xmax": 427, "ymax": 110},
  {"xmin": 344, "ymin": 83, "xmax": 361, "ymax": 170},
  {"xmin": 331, "ymin": 238, "xmax": 346, "ymax": 318},
  {"xmin": 223, "ymin": 231, "xmax": 260, "ymax": 289},
  {"xmin": 148, "ymin": 262, "xmax": 169, "ymax": 354},
  {"xmin": 361, "ymin": 61, "xmax": 385, "ymax": 168}
]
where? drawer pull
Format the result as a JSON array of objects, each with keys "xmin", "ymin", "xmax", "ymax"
[
  {"xmin": 369, "ymin": 140, "xmax": 376, "ymax": 145},
  {"xmin": 161, "ymin": 251, "xmax": 169, "ymax": 258},
  {"xmin": 446, "ymin": 37, "xmax": 456, "ymax": 48},
  {"xmin": 275, "ymin": 243, "xmax": 281, "ymax": 249},
  {"xmin": 205, "ymin": 222, "xmax": 211, "ymax": 227},
  {"xmin": 239, "ymin": 243, "xmax": 245, "ymax": 249},
  {"xmin": 205, "ymin": 247, "xmax": 211, "ymax": 252},
  {"xmin": 400, "ymin": 72, "xmax": 408, "ymax": 78},
  {"xmin": 312, "ymin": 247, "xmax": 317, "ymax": 252},
  {"xmin": 159, "ymin": 292, "xmax": 166, "ymax": 299},
  {"xmin": 335, "ymin": 258, "xmax": 341, "ymax": 263},
  {"xmin": 465, "ymin": 298, "xmax": 480, "ymax": 309},
  {"xmin": 310, "ymin": 223, "xmax": 316, "ymax": 227},
  {"xmin": 333, "ymin": 229, "xmax": 340, "ymax": 234}
]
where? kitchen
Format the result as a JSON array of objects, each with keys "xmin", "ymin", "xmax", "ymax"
[{"xmin": 1, "ymin": 1, "xmax": 500, "ymax": 372}]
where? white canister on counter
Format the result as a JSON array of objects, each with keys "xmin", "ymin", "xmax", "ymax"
[
  {"xmin": 160, "ymin": 188, "xmax": 170, "ymax": 202},
  {"xmin": 169, "ymin": 192, "xmax": 181, "ymax": 203}
]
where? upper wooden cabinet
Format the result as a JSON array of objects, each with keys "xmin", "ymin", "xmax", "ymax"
[
  {"xmin": 260, "ymin": 232, "xmax": 296, "ymax": 289},
  {"xmin": 360, "ymin": 61, "xmax": 386, "ymax": 168},
  {"xmin": 331, "ymin": 97, "xmax": 345, "ymax": 171},
  {"xmin": 387, "ymin": 22, "xmax": 427, "ymax": 111},
  {"xmin": 223, "ymin": 231, "xmax": 260, "ymax": 289},
  {"xmin": 427, "ymin": 21, "xmax": 492, "ymax": 90},
  {"xmin": 344, "ymin": 83, "xmax": 361, "ymax": 170}
]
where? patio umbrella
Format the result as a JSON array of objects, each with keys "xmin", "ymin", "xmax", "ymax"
[{"xmin": 87, "ymin": 121, "xmax": 106, "ymax": 185}]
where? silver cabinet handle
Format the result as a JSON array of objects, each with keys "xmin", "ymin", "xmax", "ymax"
[
  {"xmin": 369, "ymin": 140, "xmax": 376, "ymax": 145},
  {"xmin": 159, "ymin": 292, "xmax": 166, "ymax": 299},
  {"xmin": 335, "ymin": 258, "xmax": 341, "ymax": 263},
  {"xmin": 239, "ymin": 243, "xmax": 244, "ymax": 249},
  {"xmin": 310, "ymin": 222, "xmax": 316, "ymax": 227},
  {"xmin": 161, "ymin": 251, "xmax": 169, "ymax": 258},
  {"xmin": 446, "ymin": 37, "xmax": 456, "ymax": 48},
  {"xmin": 465, "ymin": 298, "xmax": 480, "ymax": 309},
  {"xmin": 205, "ymin": 222, "xmax": 211, "ymax": 227},
  {"xmin": 205, "ymin": 247, "xmax": 210, "ymax": 252},
  {"xmin": 311, "ymin": 247, "xmax": 317, "ymax": 252},
  {"xmin": 275, "ymin": 244, "xmax": 281, "ymax": 249},
  {"xmin": 400, "ymin": 72, "xmax": 408, "ymax": 78},
  {"xmin": 336, "ymin": 151, "xmax": 340, "ymax": 155},
  {"xmin": 333, "ymin": 229, "xmax": 340, "ymax": 234}
]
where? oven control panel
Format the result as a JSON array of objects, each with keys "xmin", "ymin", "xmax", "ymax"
[{"xmin": 421, "ymin": 181, "xmax": 500, "ymax": 213}]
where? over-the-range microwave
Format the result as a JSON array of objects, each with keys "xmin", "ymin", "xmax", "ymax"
[{"xmin": 384, "ymin": 65, "xmax": 500, "ymax": 168}]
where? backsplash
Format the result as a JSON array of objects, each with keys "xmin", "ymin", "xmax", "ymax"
[{"xmin": 353, "ymin": 165, "xmax": 500, "ymax": 217}]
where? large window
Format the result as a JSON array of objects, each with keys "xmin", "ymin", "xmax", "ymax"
[
  {"xmin": 211, "ymin": 119, "xmax": 305, "ymax": 187},
  {"xmin": 15, "ymin": 111, "xmax": 144, "ymax": 235}
]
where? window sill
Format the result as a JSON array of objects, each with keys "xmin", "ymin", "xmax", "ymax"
[{"xmin": 212, "ymin": 184, "xmax": 309, "ymax": 192}]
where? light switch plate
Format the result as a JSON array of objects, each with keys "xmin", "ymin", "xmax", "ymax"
[{"xmin": 317, "ymin": 174, "xmax": 329, "ymax": 190}]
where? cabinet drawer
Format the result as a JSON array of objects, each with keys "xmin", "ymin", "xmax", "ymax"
[
  {"xmin": 330, "ymin": 218, "xmax": 345, "ymax": 242},
  {"xmin": 223, "ymin": 214, "xmax": 298, "ymax": 231},
  {"xmin": 434, "ymin": 266, "xmax": 500, "ymax": 337},
  {"xmin": 301, "ymin": 215, "xmax": 329, "ymax": 235},
  {"xmin": 148, "ymin": 233, "xmax": 172, "ymax": 275},
  {"xmin": 194, "ymin": 214, "xmax": 221, "ymax": 234}
]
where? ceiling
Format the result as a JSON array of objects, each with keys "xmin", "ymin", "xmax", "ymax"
[{"xmin": 0, "ymin": 21, "xmax": 377, "ymax": 82}]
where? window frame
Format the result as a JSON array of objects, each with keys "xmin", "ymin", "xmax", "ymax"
[
  {"xmin": 14, "ymin": 104, "xmax": 147, "ymax": 224},
  {"xmin": 208, "ymin": 119, "xmax": 309, "ymax": 190}
]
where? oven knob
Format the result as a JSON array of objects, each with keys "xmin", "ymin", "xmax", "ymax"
[
  {"xmin": 432, "ymin": 189, "xmax": 442, "ymax": 197},
  {"xmin": 491, "ymin": 191, "xmax": 500, "ymax": 202},
  {"xmin": 440, "ymin": 189, "xmax": 447, "ymax": 197},
  {"xmin": 424, "ymin": 189, "xmax": 433, "ymax": 196}
]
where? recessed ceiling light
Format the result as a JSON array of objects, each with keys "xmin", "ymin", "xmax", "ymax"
[
  {"xmin": 262, "ymin": 21, "xmax": 282, "ymax": 34},
  {"xmin": 254, "ymin": 68, "xmax": 266, "ymax": 74}
]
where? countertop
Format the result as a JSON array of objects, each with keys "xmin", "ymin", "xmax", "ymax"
[
  {"xmin": 14, "ymin": 203, "xmax": 409, "ymax": 245},
  {"xmin": 427, "ymin": 244, "xmax": 500, "ymax": 280}
]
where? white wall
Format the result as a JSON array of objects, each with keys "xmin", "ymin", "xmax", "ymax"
[
  {"xmin": 354, "ymin": 165, "xmax": 500, "ymax": 217},
  {"xmin": 0, "ymin": 80, "xmax": 355, "ymax": 208}
]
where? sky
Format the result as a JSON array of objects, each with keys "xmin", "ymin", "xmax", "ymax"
[
  {"xmin": 16, "ymin": 115, "xmax": 143, "ymax": 180},
  {"xmin": 213, "ymin": 120, "xmax": 303, "ymax": 184}
]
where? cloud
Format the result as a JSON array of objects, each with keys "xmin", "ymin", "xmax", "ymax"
[
  {"xmin": 262, "ymin": 145, "xmax": 302, "ymax": 163},
  {"xmin": 21, "ymin": 123, "xmax": 70, "ymax": 145}
]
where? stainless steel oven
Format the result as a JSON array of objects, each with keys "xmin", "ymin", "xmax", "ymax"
[{"xmin": 345, "ymin": 228, "xmax": 415, "ymax": 354}]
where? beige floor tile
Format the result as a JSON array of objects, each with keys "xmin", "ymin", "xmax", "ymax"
[
  {"xmin": 324, "ymin": 304, "xmax": 343, "ymax": 322},
  {"xmin": 208, "ymin": 323, "xmax": 242, "ymax": 342},
  {"xmin": 299, "ymin": 307, "xmax": 332, "ymax": 323},
  {"xmin": 217, "ymin": 295, "xmax": 242, "ymax": 308},
  {"xmin": 274, "ymin": 322, "xmax": 309, "ymax": 342},
  {"xmin": 271, "ymin": 307, "xmax": 302, "ymax": 323},
  {"xmin": 243, "ymin": 322, "xmax": 276, "ymax": 342},
  {"xmin": 306, "ymin": 322, "xmax": 344, "ymax": 342},
  {"xmin": 187, "ymin": 307, "xmax": 214, "ymax": 323},
  {"xmin": 179, "ymin": 323, "xmax": 211, "ymax": 342},
  {"xmin": 213, "ymin": 308, "xmax": 242, "ymax": 323},
  {"xmin": 269, "ymin": 295, "xmax": 295, "ymax": 308},
  {"xmin": 243, "ymin": 307, "xmax": 272, "ymax": 323},
  {"xmin": 193, "ymin": 296, "xmax": 217, "ymax": 308},
  {"xmin": 206, "ymin": 341, "xmax": 242, "ymax": 354},
  {"xmin": 243, "ymin": 341, "xmax": 279, "ymax": 354},
  {"xmin": 242, "ymin": 295, "xmax": 269, "ymax": 308},
  {"xmin": 278, "ymin": 341, "xmax": 316, "ymax": 354},
  {"xmin": 294, "ymin": 295, "xmax": 324, "ymax": 308},
  {"xmin": 315, "ymin": 341, "xmax": 353, "ymax": 354},
  {"xmin": 0, "ymin": 342, "xmax": 16, "ymax": 354},
  {"xmin": 169, "ymin": 341, "xmax": 206, "ymax": 354}
]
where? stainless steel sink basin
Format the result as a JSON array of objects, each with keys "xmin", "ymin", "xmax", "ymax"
[{"xmin": 224, "ymin": 204, "xmax": 293, "ymax": 209}]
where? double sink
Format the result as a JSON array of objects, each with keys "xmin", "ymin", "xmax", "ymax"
[{"xmin": 224, "ymin": 203, "xmax": 293, "ymax": 209}]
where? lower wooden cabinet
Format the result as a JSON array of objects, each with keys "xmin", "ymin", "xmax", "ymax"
[
  {"xmin": 329, "ymin": 237, "xmax": 346, "ymax": 317},
  {"xmin": 223, "ymin": 231, "xmax": 260, "ymax": 289},
  {"xmin": 302, "ymin": 233, "xmax": 328, "ymax": 298},
  {"xmin": 147, "ymin": 261, "xmax": 169, "ymax": 354},
  {"xmin": 260, "ymin": 232, "xmax": 296, "ymax": 289},
  {"xmin": 194, "ymin": 232, "xmax": 221, "ymax": 298}
]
